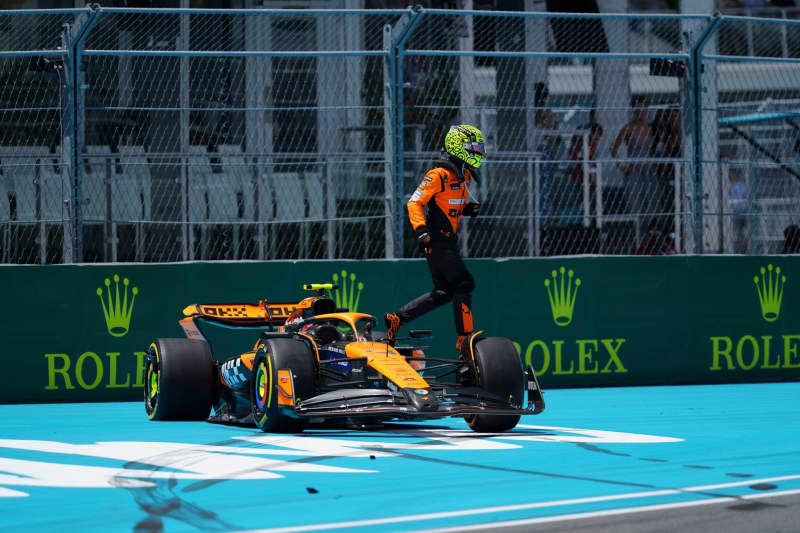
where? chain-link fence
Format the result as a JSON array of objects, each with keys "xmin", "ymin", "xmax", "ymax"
[
  {"xmin": 2, "ymin": 6, "xmax": 799, "ymax": 263},
  {"xmin": 0, "ymin": 9, "xmax": 82, "ymax": 264},
  {"xmin": 706, "ymin": 15, "xmax": 800, "ymax": 255}
]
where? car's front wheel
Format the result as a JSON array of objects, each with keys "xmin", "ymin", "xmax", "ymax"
[
  {"xmin": 465, "ymin": 336, "xmax": 524, "ymax": 433},
  {"xmin": 251, "ymin": 338, "xmax": 316, "ymax": 433}
]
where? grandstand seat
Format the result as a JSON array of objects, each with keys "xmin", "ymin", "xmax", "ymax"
[
  {"xmin": 80, "ymin": 146, "xmax": 112, "ymax": 223},
  {"xmin": 257, "ymin": 170, "xmax": 276, "ymax": 222},
  {"xmin": 38, "ymin": 147, "xmax": 68, "ymax": 223},
  {"xmin": 302, "ymin": 171, "xmax": 324, "ymax": 220},
  {"xmin": 274, "ymin": 172, "xmax": 306, "ymax": 221},
  {"xmin": 0, "ymin": 169, "xmax": 9, "ymax": 222},
  {"xmin": 115, "ymin": 146, "xmax": 151, "ymax": 223},
  {"xmin": 209, "ymin": 144, "xmax": 254, "ymax": 222},
  {"xmin": 186, "ymin": 145, "xmax": 213, "ymax": 223},
  {"xmin": 755, "ymin": 198, "xmax": 797, "ymax": 254},
  {"xmin": 0, "ymin": 146, "xmax": 48, "ymax": 222}
]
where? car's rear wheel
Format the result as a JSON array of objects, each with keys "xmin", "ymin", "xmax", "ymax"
[
  {"xmin": 252, "ymin": 338, "xmax": 316, "ymax": 433},
  {"xmin": 465, "ymin": 337, "xmax": 524, "ymax": 433},
  {"xmin": 145, "ymin": 338, "xmax": 215, "ymax": 421}
]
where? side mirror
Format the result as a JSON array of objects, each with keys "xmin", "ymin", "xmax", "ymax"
[{"xmin": 409, "ymin": 329, "xmax": 432, "ymax": 338}]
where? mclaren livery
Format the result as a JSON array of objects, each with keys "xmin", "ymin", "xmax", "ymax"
[{"xmin": 145, "ymin": 284, "xmax": 545, "ymax": 433}]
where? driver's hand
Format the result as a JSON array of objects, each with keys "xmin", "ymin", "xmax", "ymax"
[
  {"xmin": 463, "ymin": 202, "xmax": 480, "ymax": 217},
  {"xmin": 416, "ymin": 227, "xmax": 432, "ymax": 252}
]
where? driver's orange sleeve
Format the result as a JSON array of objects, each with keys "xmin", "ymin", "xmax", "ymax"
[{"xmin": 407, "ymin": 171, "xmax": 442, "ymax": 231}]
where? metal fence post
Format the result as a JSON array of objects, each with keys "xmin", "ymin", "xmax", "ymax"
[
  {"xmin": 392, "ymin": 5, "xmax": 424, "ymax": 259},
  {"xmin": 688, "ymin": 12, "xmax": 722, "ymax": 254},
  {"xmin": 383, "ymin": 24, "xmax": 395, "ymax": 259},
  {"xmin": 68, "ymin": 4, "xmax": 101, "ymax": 263},
  {"xmin": 180, "ymin": 7, "xmax": 190, "ymax": 261},
  {"xmin": 59, "ymin": 24, "xmax": 75, "ymax": 264}
]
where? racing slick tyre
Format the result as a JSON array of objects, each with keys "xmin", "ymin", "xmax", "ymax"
[
  {"xmin": 465, "ymin": 337, "xmax": 524, "ymax": 433},
  {"xmin": 251, "ymin": 338, "xmax": 316, "ymax": 433},
  {"xmin": 145, "ymin": 338, "xmax": 215, "ymax": 421}
]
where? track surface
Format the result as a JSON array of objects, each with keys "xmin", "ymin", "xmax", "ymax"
[{"xmin": 1, "ymin": 383, "xmax": 798, "ymax": 532}]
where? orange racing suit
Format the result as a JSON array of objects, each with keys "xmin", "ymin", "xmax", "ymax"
[
  {"xmin": 396, "ymin": 160, "xmax": 479, "ymax": 345},
  {"xmin": 407, "ymin": 164, "xmax": 473, "ymax": 244}
]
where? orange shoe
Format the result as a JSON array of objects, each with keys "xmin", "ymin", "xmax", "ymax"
[{"xmin": 384, "ymin": 313, "xmax": 401, "ymax": 343}]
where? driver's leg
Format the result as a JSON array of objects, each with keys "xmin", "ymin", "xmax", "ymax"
[
  {"xmin": 385, "ymin": 248, "xmax": 452, "ymax": 342},
  {"xmin": 433, "ymin": 247, "xmax": 475, "ymax": 352}
]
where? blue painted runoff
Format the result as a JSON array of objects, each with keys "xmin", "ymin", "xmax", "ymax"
[{"xmin": 0, "ymin": 382, "xmax": 798, "ymax": 532}]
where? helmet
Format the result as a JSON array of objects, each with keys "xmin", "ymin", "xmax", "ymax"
[{"xmin": 444, "ymin": 124, "xmax": 486, "ymax": 169}]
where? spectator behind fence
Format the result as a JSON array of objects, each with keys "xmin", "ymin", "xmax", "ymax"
[
  {"xmin": 728, "ymin": 162, "xmax": 748, "ymax": 254},
  {"xmin": 563, "ymin": 123, "xmax": 604, "ymax": 224},
  {"xmin": 651, "ymin": 108, "xmax": 682, "ymax": 229},
  {"xmin": 783, "ymin": 224, "xmax": 800, "ymax": 254},
  {"xmin": 635, "ymin": 222, "xmax": 677, "ymax": 256},
  {"xmin": 569, "ymin": 123, "xmax": 604, "ymax": 186},
  {"xmin": 610, "ymin": 96, "xmax": 656, "ymax": 228},
  {"xmin": 534, "ymin": 82, "xmax": 559, "ymax": 225}
]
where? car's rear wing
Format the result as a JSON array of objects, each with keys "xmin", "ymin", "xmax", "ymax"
[
  {"xmin": 178, "ymin": 283, "xmax": 339, "ymax": 342},
  {"xmin": 181, "ymin": 301, "xmax": 303, "ymax": 328}
]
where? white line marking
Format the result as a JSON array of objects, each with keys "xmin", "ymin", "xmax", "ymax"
[
  {"xmin": 240, "ymin": 474, "xmax": 800, "ymax": 533},
  {"xmin": 416, "ymin": 488, "xmax": 800, "ymax": 532},
  {"xmin": 0, "ymin": 487, "xmax": 27, "ymax": 498}
]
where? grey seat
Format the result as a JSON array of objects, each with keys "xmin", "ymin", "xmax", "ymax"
[
  {"xmin": 209, "ymin": 144, "xmax": 254, "ymax": 222},
  {"xmin": 39, "ymin": 149, "xmax": 68, "ymax": 223},
  {"xmin": 0, "ymin": 146, "xmax": 48, "ymax": 222},
  {"xmin": 303, "ymin": 171, "xmax": 324, "ymax": 220},
  {"xmin": 115, "ymin": 146, "xmax": 151, "ymax": 222},
  {"xmin": 81, "ymin": 146, "xmax": 112, "ymax": 223},
  {"xmin": 186, "ymin": 145, "xmax": 213, "ymax": 223},
  {"xmin": 274, "ymin": 172, "xmax": 305, "ymax": 221}
]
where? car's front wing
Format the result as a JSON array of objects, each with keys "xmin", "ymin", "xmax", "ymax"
[{"xmin": 292, "ymin": 366, "xmax": 545, "ymax": 420}]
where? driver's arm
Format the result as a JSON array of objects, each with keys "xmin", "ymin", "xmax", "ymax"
[{"xmin": 407, "ymin": 171, "xmax": 442, "ymax": 231}]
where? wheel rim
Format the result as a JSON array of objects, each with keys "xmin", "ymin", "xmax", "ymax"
[
  {"xmin": 148, "ymin": 367, "xmax": 158, "ymax": 399},
  {"xmin": 255, "ymin": 362, "xmax": 267, "ymax": 409},
  {"xmin": 145, "ymin": 361, "xmax": 159, "ymax": 417}
]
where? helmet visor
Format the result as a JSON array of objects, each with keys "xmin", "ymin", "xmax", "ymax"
[{"xmin": 462, "ymin": 141, "xmax": 486, "ymax": 156}]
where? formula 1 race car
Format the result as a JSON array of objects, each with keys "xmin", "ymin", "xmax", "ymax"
[{"xmin": 145, "ymin": 284, "xmax": 545, "ymax": 433}]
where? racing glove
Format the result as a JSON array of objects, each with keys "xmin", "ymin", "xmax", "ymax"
[
  {"xmin": 415, "ymin": 226, "xmax": 432, "ymax": 252},
  {"xmin": 462, "ymin": 202, "xmax": 480, "ymax": 217}
]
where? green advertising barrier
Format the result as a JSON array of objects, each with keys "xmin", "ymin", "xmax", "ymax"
[{"xmin": 2, "ymin": 256, "xmax": 799, "ymax": 404}]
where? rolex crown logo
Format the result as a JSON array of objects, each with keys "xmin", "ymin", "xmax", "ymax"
[
  {"xmin": 328, "ymin": 270, "xmax": 364, "ymax": 313},
  {"xmin": 544, "ymin": 266, "xmax": 581, "ymax": 327},
  {"xmin": 97, "ymin": 274, "xmax": 139, "ymax": 337},
  {"xmin": 753, "ymin": 264, "xmax": 786, "ymax": 322}
]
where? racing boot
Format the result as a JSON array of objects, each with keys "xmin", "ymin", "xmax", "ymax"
[
  {"xmin": 456, "ymin": 334, "xmax": 468, "ymax": 355},
  {"xmin": 456, "ymin": 335, "xmax": 473, "ymax": 385},
  {"xmin": 384, "ymin": 313, "xmax": 402, "ymax": 345}
]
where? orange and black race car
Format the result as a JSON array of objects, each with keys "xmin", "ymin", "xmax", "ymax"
[{"xmin": 144, "ymin": 284, "xmax": 545, "ymax": 433}]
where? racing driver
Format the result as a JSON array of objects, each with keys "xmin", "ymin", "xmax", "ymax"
[{"xmin": 384, "ymin": 124, "xmax": 485, "ymax": 353}]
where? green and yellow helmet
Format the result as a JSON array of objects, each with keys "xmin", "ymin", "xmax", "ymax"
[{"xmin": 443, "ymin": 124, "xmax": 486, "ymax": 169}]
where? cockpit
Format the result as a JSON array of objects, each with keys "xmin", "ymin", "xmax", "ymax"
[{"xmin": 299, "ymin": 315, "xmax": 376, "ymax": 345}]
